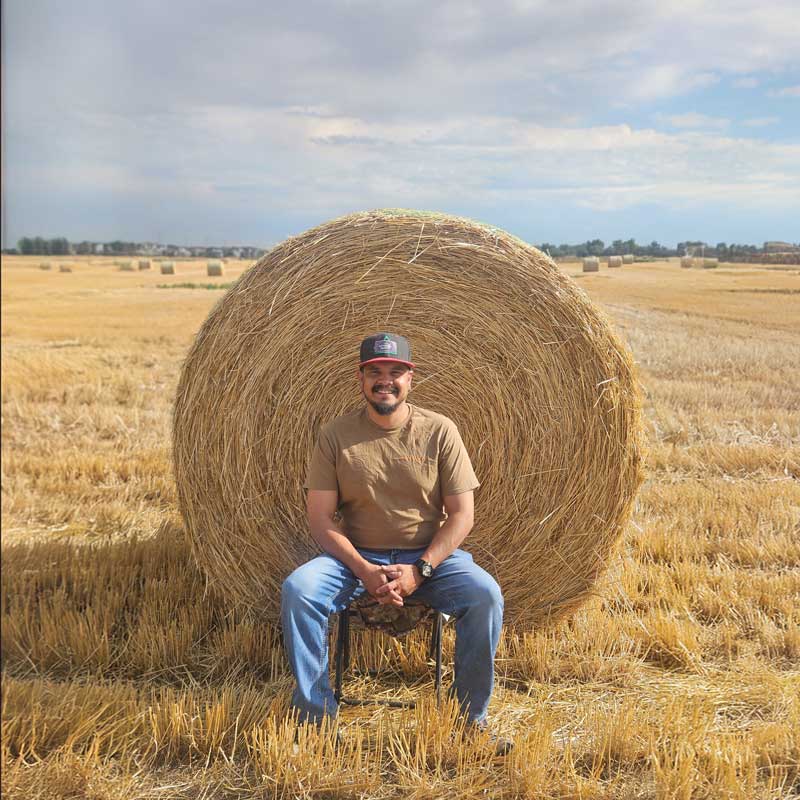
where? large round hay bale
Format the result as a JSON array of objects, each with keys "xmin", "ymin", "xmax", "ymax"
[
  {"xmin": 173, "ymin": 210, "xmax": 645, "ymax": 630},
  {"xmin": 58, "ymin": 263, "xmax": 73, "ymax": 273},
  {"xmin": 680, "ymin": 256, "xmax": 693, "ymax": 269},
  {"xmin": 138, "ymin": 259, "xmax": 152, "ymax": 270},
  {"xmin": 608, "ymin": 256, "xmax": 623, "ymax": 268},
  {"xmin": 582, "ymin": 257, "xmax": 599, "ymax": 272},
  {"xmin": 207, "ymin": 261, "xmax": 225, "ymax": 276},
  {"xmin": 160, "ymin": 261, "xmax": 176, "ymax": 275},
  {"xmin": 39, "ymin": 261, "xmax": 52, "ymax": 270},
  {"xmin": 703, "ymin": 257, "xmax": 719, "ymax": 269},
  {"xmin": 622, "ymin": 254, "xmax": 634, "ymax": 264},
  {"xmin": 118, "ymin": 261, "xmax": 135, "ymax": 271}
]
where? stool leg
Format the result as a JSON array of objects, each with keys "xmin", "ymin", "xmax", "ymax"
[
  {"xmin": 334, "ymin": 612, "xmax": 347, "ymax": 703},
  {"xmin": 433, "ymin": 612, "xmax": 443, "ymax": 704},
  {"xmin": 343, "ymin": 611, "xmax": 351, "ymax": 673},
  {"xmin": 428, "ymin": 614, "xmax": 438, "ymax": 661}
]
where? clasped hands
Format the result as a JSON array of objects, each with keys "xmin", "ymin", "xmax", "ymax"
[{"xmin": 359, "ymin": 562, "xmax": 423, "ymax": 607}]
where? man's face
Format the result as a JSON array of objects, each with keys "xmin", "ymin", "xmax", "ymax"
[{"xmin": 358, "ymin": 361, "xmax": 413, "ymax": 416}]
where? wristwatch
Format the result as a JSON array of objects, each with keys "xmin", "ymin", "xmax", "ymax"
[{"xmin": 414, "ymin": 558, "xmax": 434, "ymax": 579}]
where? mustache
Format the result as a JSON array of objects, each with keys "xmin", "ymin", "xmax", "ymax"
[{"xmin": 373, "ymin": 386, "xmax": 398, "ymax": 394}]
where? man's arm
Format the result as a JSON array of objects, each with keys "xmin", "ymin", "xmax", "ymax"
[
  {"xmin": 375, "ymin": 490, "xmax": 475, "ymax": 600},
  {"xmin": 307, "ymin": 489, "xmax": 403, "ymax": 605},
  {"xmin": 420, "ymin": 490, "xmax": 475, "ymax": 569}
]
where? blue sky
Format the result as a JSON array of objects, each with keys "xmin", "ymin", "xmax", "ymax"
[{"xmin": 3, "ymin": 0, "xmax": 799, "ymax": 248}]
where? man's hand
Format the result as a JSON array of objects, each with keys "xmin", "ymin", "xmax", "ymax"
[
  {"xmin": 358, "ymin": 562, "xmax": 404, "ymax": 606},
  {"xmin": 374, "ymin": 563, "xmax": 424, "ymax": 603}
]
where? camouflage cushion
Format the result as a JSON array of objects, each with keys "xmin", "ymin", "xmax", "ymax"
[{"xmin": 347, "ymin": 596, "xmax": 436, "ymax": 637}]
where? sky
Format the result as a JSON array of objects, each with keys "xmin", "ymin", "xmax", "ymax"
[{"xmin": 3, "ymin": 0, "xmax": 799, "ymax": 249}]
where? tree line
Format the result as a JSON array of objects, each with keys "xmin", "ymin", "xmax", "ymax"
[
  {"xmin": 537, "ymin": 239, "xmax": 766, "ymax": 259},
  {"xmin": 12, "ymin": 238, "xmax": 265, "ymax": 259},
  {"xmin": 16, "ymin": 237, "xmax": 72, "ymax": 255},
  {"xmin": 15, "ymin": 237, "xmax": 146, "ymax": 255},
  {"xmin": 11, "ymin": 236, "xmax": 776, "ymax": 260}
]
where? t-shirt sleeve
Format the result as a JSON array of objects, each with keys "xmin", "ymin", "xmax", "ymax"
[
  {"xmin": 304, "ymin": 426, "xmax": 339, "ymax": 492},
  {"xmin": 438, "ymin": 420, "xmax": 480, "ymax": 496}
]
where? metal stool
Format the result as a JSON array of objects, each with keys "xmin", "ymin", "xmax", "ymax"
[{"xmin": 333, "ymin": 599, "xmax": 447, "ymax": 708}]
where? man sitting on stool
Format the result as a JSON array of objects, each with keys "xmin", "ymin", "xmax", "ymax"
[{"xmin": 281, "ymin": 332, "xmax": 510, "ymax": 753}]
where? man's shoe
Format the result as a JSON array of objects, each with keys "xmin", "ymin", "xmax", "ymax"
[{"xmin": 468, "ymin": 719, "xmax": 514, "ymax": 756}]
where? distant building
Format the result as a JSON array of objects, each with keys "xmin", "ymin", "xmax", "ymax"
[{"xmin": 764, "ymin": 241, "xmax": 799, "ymax": 253}]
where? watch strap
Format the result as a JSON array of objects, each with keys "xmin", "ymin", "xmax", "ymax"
[{"xmin": 414, "ymin": 558, "xmax": 434, "ymax": 579}]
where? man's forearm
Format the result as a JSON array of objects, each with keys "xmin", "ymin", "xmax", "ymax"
[
  {"xmin": 421, "ymin": 510, "xmax": 474, "ymax": 569},
  {"xmin": 309, "ymin": 518, "xmax": 371, "ymax": 578}
]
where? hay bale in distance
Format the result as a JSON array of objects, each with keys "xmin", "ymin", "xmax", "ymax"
[
  {"xmin": 173, "ymin": 210, "xmax": 645, "ymax": 631},
  {"xmin": 207, "ymin": 260, "xmax": 225, "ymax": 276},
  {"xmin": 703, "ymin": 258, "xmax": 719, "ymax": 269},
  {"xmin": 680, "ymin": 256, "xmax": 693, "ymax": 269},
  {"xmin": 608, "ymin": 256, "xmax": 623, "ymax": 268},
  {"xmin": 119, "ymin": 261, "xmax": 135, "ymax": 271},
  {"xmin": 582, "ymin": 257, "xmax": 599, "ymax": 272},
  {"xmin": 39, "ymin": 261, "xmax": 52, "ymax": 270},
  {"xmin": 160, "ymin": 261, "xmax": 176, "ymax": 275},
  {"xmin": 622, "ymin": 254, "xmax": 635, "ymax": 264},
  {"xmin": 59, "ymin": 263, "xmax": 73, "ymax": 273},
  {"xmin": 138, "ymin": 259, "xmax": 152, "ymax": 270}
]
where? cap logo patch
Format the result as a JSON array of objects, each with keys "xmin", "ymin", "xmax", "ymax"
[{"xmin": 374, "ymin": 338, "xmax": 397, "ymax": 355}]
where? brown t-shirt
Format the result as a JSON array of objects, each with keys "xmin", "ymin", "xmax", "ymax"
[{"xmin": 304, "ymin": 404, "xmax": 480, "ymax": 549}]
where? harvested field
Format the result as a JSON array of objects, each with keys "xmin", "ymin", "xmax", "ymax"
[{"xmin": 1, "ymin": 252, "xmax": 798, "ymax": 799}]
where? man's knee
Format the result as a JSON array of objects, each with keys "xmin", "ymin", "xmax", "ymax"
[
  {"xmin": 470, "ymin": 573, "xmax": 504, "ymax": 614},
  {"xmin": 281, "ymin": 565, "xmax": 313, "ymax": 607}
]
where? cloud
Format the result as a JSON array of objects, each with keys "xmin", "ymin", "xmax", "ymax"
[
  {"xmin": 628, "ymin": 67, "xmax": 719, "ymax": 103},
  {"xmin": 15, "ymin": 104, "xmax": 795, "ymax": 211},
  {"xmin": 3, "ymin": 0, "xmax": 800, "ymax": 244},
  {"xmin": 769, "ymin": 85, "xmax": 800, "ymax": 97},
  {"xmin": 742, "ymin": 116, "xmax": 780, "ymax": 127},
  {"xmin": 660, "ymin": 113, "xmax": 730, "ymax": 130},
  {"xmin": 6, "ymin": 0, "xmax": 800, "ymax": 124}
]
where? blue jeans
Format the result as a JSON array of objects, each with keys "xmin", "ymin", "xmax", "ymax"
[{"xmin": 280, "ymin": 546, "xmax": 504, "ymax": 726}]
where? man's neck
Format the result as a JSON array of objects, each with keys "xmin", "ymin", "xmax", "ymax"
[{"xmin": 365, "ymin": 400, "xmax": 410, "ymax": 430}]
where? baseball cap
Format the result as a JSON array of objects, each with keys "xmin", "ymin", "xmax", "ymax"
[{"xmin": 359, "ymin": 332, "xmax": 415, "ymax": 368}]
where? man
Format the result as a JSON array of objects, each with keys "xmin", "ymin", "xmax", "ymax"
[{"xmin": 281, "ymin": 332, "xmax": 510, "ymax": 753}]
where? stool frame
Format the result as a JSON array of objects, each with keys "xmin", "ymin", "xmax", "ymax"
[{"xmin": 333, "ymin": 607, "xmax": 446, "ymax": 708}]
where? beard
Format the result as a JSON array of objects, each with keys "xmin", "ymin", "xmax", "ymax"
[{"xmin": 364, "ymin": 387, "xmax": 402, "ymax": 415}]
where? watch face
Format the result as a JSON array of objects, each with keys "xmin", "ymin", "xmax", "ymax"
[{"xmin": 421, "ymin": 563, "xmax": 433, "ymax": 577}]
